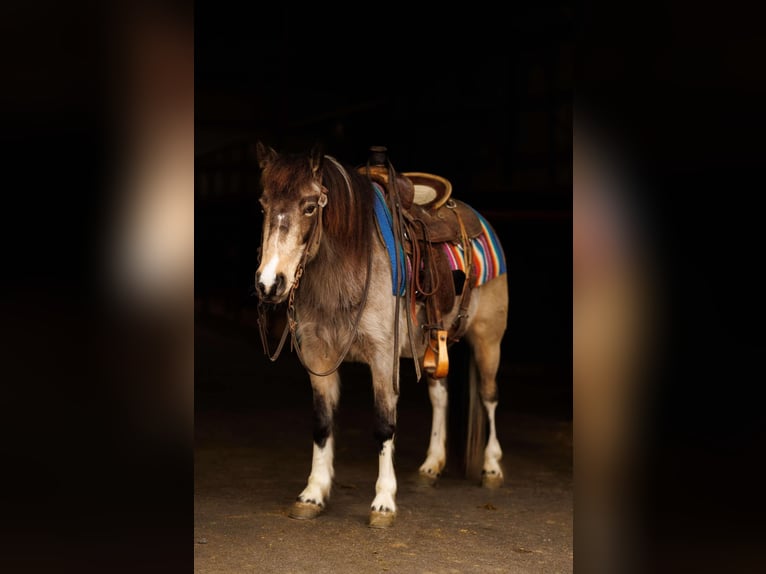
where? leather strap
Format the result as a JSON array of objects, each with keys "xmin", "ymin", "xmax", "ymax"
[{"xmin": 447, "ymin": 204, "xmax": 474, "ymax": 342}]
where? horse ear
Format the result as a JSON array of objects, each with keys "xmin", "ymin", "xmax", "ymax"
[
  {"xmin": 255, "ymin": 142, "xmax": 278, "ymax": 168},
  {"xmin": 309, "ymin": 143, "xmax": 324, "ymax": 176}
]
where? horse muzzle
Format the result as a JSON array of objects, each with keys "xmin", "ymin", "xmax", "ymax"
[{"xmin": 255, "ymin": 270, "xmax": 288, "ymax": 303}]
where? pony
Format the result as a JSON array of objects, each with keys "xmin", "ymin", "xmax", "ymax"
[{"xmin": 253, "ymin": 142, "xmax": 508, "ymax": 528}]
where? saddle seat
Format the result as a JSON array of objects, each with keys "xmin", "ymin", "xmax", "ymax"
[{"xmin": 360, "ymin": 164, "xmax": 484, "ymax": 241}]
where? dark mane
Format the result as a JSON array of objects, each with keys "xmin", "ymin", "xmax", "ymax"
[{"xmin": 318, "ymin": 155, "xmax": 375, "ymax": 267}]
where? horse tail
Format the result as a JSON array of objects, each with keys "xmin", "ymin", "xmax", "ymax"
[
  {"xmin": 464, "ymin": 346, "xmax": 487, "ymax": 482},
  {"xmin": 447, "ymin": 340, "xmax": 486, "ymax": 481}
]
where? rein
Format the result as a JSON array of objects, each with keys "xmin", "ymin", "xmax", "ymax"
[{"xmin": 257, "ymin": 156, "xmax": 373, "ymax": 378}]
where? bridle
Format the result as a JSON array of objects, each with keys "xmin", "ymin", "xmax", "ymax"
[{"xmin": 257, "ymin": 155, "xmax": 373, "ymax": 377}]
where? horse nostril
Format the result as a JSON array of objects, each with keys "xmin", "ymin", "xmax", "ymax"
[
  {"xmin": 255, "ymin": 272, "xmax": 267, "ymax": 298},
  {"xmin": 274, "ymin": 273, "xmax": 286, "ymax": 294}
]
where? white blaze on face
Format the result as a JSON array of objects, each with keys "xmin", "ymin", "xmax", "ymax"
[
  {"xmin": 258, "ymin": 213, "xmax": 284, "ymax": 288},
  {"xmin": 257, "ymin": 211, "xmax": 306, "ymax": 294}
]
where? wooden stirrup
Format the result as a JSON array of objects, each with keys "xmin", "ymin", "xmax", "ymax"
[{"xmin": 423, "ymin": 329, "xmax": 449, "ymax": 378}]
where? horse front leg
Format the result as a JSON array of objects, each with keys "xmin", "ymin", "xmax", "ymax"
[
  {"xmin": 369, "ymin": 369, "xmax": 399, "ymax": 528},
  {"xmin": 418, "ymin": 376, "xmax": 448, "ymax": 485},
  {"xmin": 289, "ymin": 371, "xmax": 340, "ymax": 520}
]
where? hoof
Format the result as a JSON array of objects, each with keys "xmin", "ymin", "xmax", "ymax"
[
  {"xmin": 368, "ymin": 510, "xmax": 396, "ymax": 528},
  {"xmin": 417, "ymin": 470, "xmax": 440, "ymax": 487},
  {"xmin": 289, "ymin": 500, "xmax": 324, "ymax": 520},
  {"xmin": 481, "ymin": 472, "xmax": 504, "ymax": 489}
]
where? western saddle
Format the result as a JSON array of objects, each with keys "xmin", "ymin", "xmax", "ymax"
[{"xmin": 359, "ymin": 146, "xmax": 484, "ymax": 379}]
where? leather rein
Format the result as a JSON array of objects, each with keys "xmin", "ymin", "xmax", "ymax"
[{"xmin": 256, "ymin": 155, "xmax": 373, "ymax": 378}]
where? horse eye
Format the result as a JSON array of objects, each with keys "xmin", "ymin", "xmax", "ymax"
[{"xmin": 303, "ymin": 204, "xmax": 317, "ymax": 216}]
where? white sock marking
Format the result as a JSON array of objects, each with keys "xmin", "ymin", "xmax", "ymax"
[
  {"xmin": 483, "ymin": 400, "xmax": 503, "ymax": 475},
  {"xmin": 372, "ymin": 438, "xmax": 397, "ymax": 513},
  {"xmin": 298, "ymin": 437, "xmax": 334, "ymax": 505},
  {"xmin": 420, "ymin": 382, "xmax": 447, "ymax": 475}
]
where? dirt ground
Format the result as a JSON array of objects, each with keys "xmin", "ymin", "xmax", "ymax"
[{"xmin": 194, "ymin": 318, "xmax": 572, "ymax": 574}]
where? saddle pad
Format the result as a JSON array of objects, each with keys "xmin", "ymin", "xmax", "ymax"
[
  {"xmin": 441, "ymin": 210, "xmax": 507, "ymax": 287},
  {"xmin": 372, "ymin": 183, "xmax": 407, "ymax": 295}
]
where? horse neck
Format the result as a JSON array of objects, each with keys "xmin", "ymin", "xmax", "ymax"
[{"xmin": 297, "ymin": 223, "xmax": 373, "ymax": 312}]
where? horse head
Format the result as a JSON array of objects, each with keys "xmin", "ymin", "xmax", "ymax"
[{"xmin": 254, "ymin": 142, "xmax": 327, "ymax": 304}]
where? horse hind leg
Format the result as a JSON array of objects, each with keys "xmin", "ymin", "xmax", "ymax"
[
  {"xmin": 479, "ymin": 384, "xmax": 504, "ymax": 489},
  {"xmin": 465, "ymin": 287, "xmax": 508, "ymax": 489},
  {"xmin": 418, "ymin": 376, "xmax": 448, "ymax": 486},
  {"xmin": 469, "ymin": 339, "xmax": 505, "ymax": 489},
  {"xmin": 289, "ymin": 372, "xmax": 340, "ymax": 520}
]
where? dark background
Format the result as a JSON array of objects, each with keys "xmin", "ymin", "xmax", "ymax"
[{"xmin": 194, "ymin": 2, "xmax": 574, "ymax": 419}]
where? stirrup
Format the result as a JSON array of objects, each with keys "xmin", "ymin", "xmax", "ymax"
[{"xmin": 423, "ymin": 329, "xmax": 449, "ymax": 378}]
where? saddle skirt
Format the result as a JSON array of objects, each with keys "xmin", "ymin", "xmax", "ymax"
[{"xmin": 440, "ymin": 210, "xmax": 507, "ymax": 287}]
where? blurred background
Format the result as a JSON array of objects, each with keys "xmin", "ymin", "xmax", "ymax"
[{"xmin": 577, "ymin": 2, "xmax": 766, "ymax": 572}]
